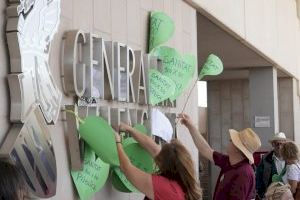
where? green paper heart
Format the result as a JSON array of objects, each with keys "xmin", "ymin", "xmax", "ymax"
[
  {"xmin": 111, "ymin": 170, "xmax": 132, "ymax": 193},
  {"xmin": 151, "ymin": 46, "xmax": 196, "ymax": 101},
  {"xmin": 148, "ymin": 11, "xmax": 175, "ymax": 52},
  {"xmin": 149, "ymin": 68, "xmax": 176, "ymax": 105},
  {"xmin": 113, "ymin": 167, "xmax": 138, "ymax": 192},
  {"xmin": 123, "ymin": 138, "xmax": 154, "ymax": 173},
  {"xmin": 112, "ymin": 137, "xmax": 154, "ymax": 192},
  {"xmin": 71, "ymin": 145, "xmax": 110, "ymax": 200},
  {"xmin": 122, "ymin": 137, "xmax": 137, "ymax": 147},
  {"xmin": 79, "ymin": 116, "xmax": 120, "ymax": 166},
  {"xmin": 199, "ymin": 54, "xmax": 223, "ymax": 80}
]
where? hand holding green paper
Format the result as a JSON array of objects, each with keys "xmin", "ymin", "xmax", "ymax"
[
  {"xmin": 67, "ymin": 108, "xmax": 153, "ymax": 196},
  {"xmin": 175, "ymin": 54, "xmax": 224, "ymax": 126},
  {"xmin": 112, "ymin": 124, "xmax": 154, "ymax": 192}
]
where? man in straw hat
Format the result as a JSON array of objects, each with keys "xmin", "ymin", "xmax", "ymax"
[
  {"xmin": 256, "ymin": 132, "xmax": 287, "ymax": 199},
  {"xmin": 178, "ymin": 113, "xmax": 261, "ymax": 200}
]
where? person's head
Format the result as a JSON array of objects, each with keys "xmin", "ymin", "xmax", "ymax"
[
  {"xmin": 227, "ymin": 128, "xmax": 261, "ymax": 164},
  {"xmin": 154, "ymin": 139, "xmax": 202, "ymax": 200},
  {"xmin": 280, "ymin": 141, "xmax": 299, "ymax": 164},
  {"xmin": 0, "ymin": 160, "xmax": 25, "ymax": 200},
  {"xmin": 265, "ymin": 182, "xmax": 294, "ymax": 200},
  {"xmin": 269, "ymin": 132, "xmax": 287, "ymax": 157}
]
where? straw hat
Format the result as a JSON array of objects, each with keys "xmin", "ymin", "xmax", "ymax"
[
  {"xmin": 269, "ymin": 132, "xmax": 286, "ymax": 142},
  {"xmin": 229, "ymin": 128, "xmax": 261, "ymax": 164}
]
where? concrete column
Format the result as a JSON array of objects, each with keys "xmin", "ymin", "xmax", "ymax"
[
  {"xmin": 207, "ymin": 79, "xmax": 249, "ymax": 198},
  {"xmin": 293, "ymin": 78, "xmax": 300, "ymax": 143},
  {"xmin": 278, "ymin": 78, "xmax": 294, "ymax": 140},
  {"xmin": 249, "ymin": 67, "xmax": 279, "ymax": 150}
]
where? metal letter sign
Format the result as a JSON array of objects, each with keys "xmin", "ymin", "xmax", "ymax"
[
  {"xmin": 7, "ymin": 0, "xmax": 62, "ymax": 123},
  {"xmin": 0, "ymin": 0, "xmax": 61, "ymax": 198}
]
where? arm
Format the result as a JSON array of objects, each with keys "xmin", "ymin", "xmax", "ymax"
[
  {"xmin": 288, "ymin": 179, "xmax": 298, "ymax": 194},
  {"xmin": 178, "ymin": 113, "xmax": 214, "ymax": 162},
  {"xmin": 115, "ymin": 132, "xmax": 154, "ymax": 199},
  {"xmin": 119, "ymin": 123, "xmax": 161, "ymax": 157}
]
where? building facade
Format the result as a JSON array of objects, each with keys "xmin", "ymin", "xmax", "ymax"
[
  {"xmin": 1, "ymin": 0, "xmax": 300, "ymax": 199},
  {"xmin": 189, "ymin": 0, "xmax": 300, "ymax": 196}
]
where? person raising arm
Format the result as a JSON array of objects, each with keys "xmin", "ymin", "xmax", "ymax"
[
  {"xmin": 115, "ymin": 131, "xmax": 154, "ymax": 199},
  {"xmin": 115, "ymin": 123, "xmax": 202, "ymax": 200},
  {"xmin": 119, "ymin": 123, "xmax": 161, "ymax": 158},
  {"xmin": 178, "ymin": 113, "xmax": 214, "ymax": 162},
  {"xmin": 178, "ymin": 113, "xmax": 261, "ymax": 200}
]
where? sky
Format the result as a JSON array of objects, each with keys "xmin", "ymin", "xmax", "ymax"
[{"xmin": 197, "ymin": 81, "xmax": 207, "ymax": 107}]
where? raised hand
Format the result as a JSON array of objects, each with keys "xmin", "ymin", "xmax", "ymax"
[
  {"xmin": 119, "ymin": 122, "xmax": 132, "ymax": 133},
  {"xmin": 178, "ymin": 113, "xmax": 193, "ymax": 127},
  {"xmin": 114, "ymin": 131, "xmax": 121, "ymax": 143}
]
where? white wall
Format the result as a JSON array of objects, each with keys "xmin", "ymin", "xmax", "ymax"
[
  {"xmin": 0, "ymin": 1, "xmax": 10, "ymax": 145},
  {"xmin": 186, "ymin": 0, "xmax": 300, "ymax": 80}
]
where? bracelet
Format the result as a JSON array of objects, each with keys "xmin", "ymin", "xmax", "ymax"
[{"xmin": 116, "ymin": 141, "xmax": 121, "ymax": 144}]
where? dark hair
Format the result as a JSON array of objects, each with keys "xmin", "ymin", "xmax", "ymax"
[
  {"xmin": 0, "ymin": 161, "xmax": 25, "ymax": 200},
  {"xmin": 154, "ymin": 139, "xmax": 202, "ymax": 200}
]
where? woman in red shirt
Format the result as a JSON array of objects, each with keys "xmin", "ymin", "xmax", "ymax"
[{"xmin": 115, "ymin": 123, "xmax": 202, "ymax": 200}]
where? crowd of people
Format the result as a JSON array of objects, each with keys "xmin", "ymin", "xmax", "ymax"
[{"xmin": 1, "ymin": 113, "xmax": 299, "ymax": 200}]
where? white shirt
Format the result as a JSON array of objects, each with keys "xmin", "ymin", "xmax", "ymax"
[
  {"xmin": 273, "ymin": 154, "xmax": 287, "ymax": 183},
  {"xmin": 286, "ymin": 162, "xmax": 300, "ymax": 181}
]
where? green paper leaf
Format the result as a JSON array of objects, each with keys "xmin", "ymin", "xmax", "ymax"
[
  {"xmin": 149, "ymin": 68, "xmax": 176, "ymax": 105},
  {"xmin": 151, "ymin": 46, "xmax": 196, "ymax": 101},
  {"xmin": 79, "ymin": 116, "xmax": 120, "ymax": 166},
  {"xmin": 199, "ymin": 54, "xmax": 223, "ymax": 80},
  {"xmin": 148, "ymin": 11, "xmax": 175, "ymax": 52},
  {"xmin": 71, "ymin": 146, "xmax": 110, "ymax": 200}
]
